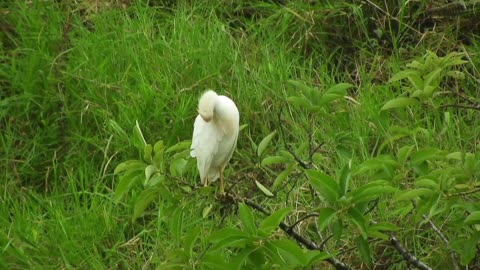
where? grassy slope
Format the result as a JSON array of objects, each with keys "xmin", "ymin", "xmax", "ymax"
[{"xmin": 1, "ymin": 1, "xmax": 479, "ymax": 269}]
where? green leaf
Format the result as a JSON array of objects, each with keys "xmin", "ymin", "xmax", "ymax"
[
  {"xmin": 287, "ymin": 79, "xmax": 314, "ymax": 92},
  {"xmin": 465, "ymin": 211, "xmax": 480, "ymax": 225},
  {"xmin": 331, "ymin": 219, "xmax": 343, "ymax": 241},
  {"xmin": 202, "ymin": 204, "xmax": 213, "ymax": 218},
  {"xmin": 144, "ymin": 165, "xmax": 156, "ymax": 185},
  {"xmin": 338, "ymin": 160, "xmax": 352, "ymax": 196},
  {"xmin": 348, "ymin": 208, "xmax": 368, "ymax": 239},
  {"xmin": 446, "ymin": 70, "xmax": 465, "ymax": 80},
  {"xmin": 319, "ymin": 83, "xmax": 354, "ymax": 105},
  {"xmin": 414, "ymin": 178, "xmax": 439, "ymax": 190},
  {"xmin": 407, "ymin": 73, "xmax": 424, "ymax": 91},
  {"xmin": 144, "ymin": 144, "xmax": 153, "ymax": 163},
  {"xmin": 257, "ymin": 131, "xmax": 277, "ymax": 157},
  {"xmin": 270, "ymin": 239, "xmax": 308, "ymax": 266},
  {"xmin": 351, "ymin": 184, "xmax": 398, "ymax": 204},
  {"xmin": 145, "ymin": 174, "xmax": 164, "ymax": 187},
  {"xmin": 394, "ymin": 188, "xmax": 433, "ymax": 201},
  {"xmin": 202, "ymin": 251, "xmax": 229, "ymax": 269},
  {"xmin": 305, "ymin": 250, "xmax": 333, "ymax": 266},
  {"xmin": 370, "ymin": 222, "xmax": 399, "ymax": 232},
  {"xmin": 272, "ymin": 164, "xmax": 294, "ymax": 190},
  {"xmin": 411, "ymin": 148, "xmax": 445, "ymax": 165},
  {"xmin": 228, "ymin": 248, "xmax": 254, "ymax": 269},
  {"xmin": 287, "ymin": 96, "xmax": 311, "ymax": 109},
  {"xmin": 389, "ymin": 70, "xmax": 414, "ymax": 82},
  {"xmin": 381, "ymin": 97, "xmax": 419, "ymax": 110},
  {"xmin": 133, "ymin": 188, "xmax": 159, "ymax": 221},
  {"xmin": 307, "ymin": 170, "xmax": 339, "ymax": 203},
  {"xmin": 114, "ymin": 170, "xmax": 144, "ymax": 202},
  {"xmin": 397, "ymin": 145, "xmax": 415, "ymax": 164},
  {"xmin": 316, "ymin": 207, "xmax": 336, "ymax": 232},
  {"xmin": 133, "ymin": 120, "xmax": 147, "ymax": 150},
  {"xmin": 165, "ymin": 140, "xmax": 191, "ymax": 153},
  {"xmin": 238, "ymin": 203, "xmax": 256, "ymax": 235},
  {"xmin": 114, "ymin": 160, "xmax": 147, "ymax": 175},
  {"xmin": 449, "ymin": 233, "xmax": 480, "ymax": 266},
  {"xmin": 255, "ymin": 180, "xmax": 274, "ymax": 197},
  {"xmin": 209, "ymin": 228, "xmax": 250, "ymax": 250},
  {"xmin": 356, "ymin": 236, "xmax": 372, "ymax": 265},
  {"xmin": 261, "ymin": 155, "xmax": 291, "ymax": 167},
  {"xmin": 259, "ymin": 207, "xmax": 292, "ymax": 235},
  {"xmin": 184, "ymin": 227, "xmax": 201, "ymax": 258},
  {"xmin": 170, "ymin": 158, "xmax": 187, "ymax": 176}
]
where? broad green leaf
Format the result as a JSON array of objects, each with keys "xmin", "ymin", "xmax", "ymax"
[
  {"xmin": 407, "ymin": 72, "xmax": 424, "ymax": 91},
  {"xmin": 114, "ymin": 160, "xmax": 147, "ymax": 175},
  {"xmin": 209, "ymin": 228, "xmax": 249, "ymax": 243},
  {"xmin": 411, "ymin": 148, "xmax": 445, "ymax": 165},
  {"xmin": 423, "ymin": 68, "xmax": 442, "ymax": 89},
  {"xmin": 154, "ymin": 140, "xmax": 165, "ymax": 154},
  {"xmin": 228, "ymin": 248, "xmax": 254, "ymax": 269},
  {"xmin": 144, "ymin": 144, "xmax": 153, "ymax": 163},
  {"xmin": 270, "ymin": 239, "xmax": 308, "ymax": 266},
  {"xmin": 446, "ymin": 70, "xmax": 465, "ymax": 80},
  {"xmin": 287, "ymin": 79, "xmax": 314, "ymax": 92},
  {"xmin": 202, "ymin": 204, "xmax": 213, "ymax": 218},
  {"xmin": 305, "ymin": 250, "xmax": 333, "ymax": 266},
  {"xmin": 239, "ymin": 203, "xmax": 256, "ymax": 235},
  {"xmin": 261, "ymin": 155, "xmax": 291, "ymax": 167},
  {"xmin": 370, "ymin": 222, "xmax": 399, "ymax": 232},
  {"xmin": 133, "ymin": 188, "xmax": 159, "ymax": 221},
  {"xmin": 351, "ymin": 184, "xmax": 397, "ymax": 203},
  {"xmin": 255, "ymin": 180, "xmax": 274, "ymax": 197},
  {"xmin": 449, "ymin": 233, "xmax": 480, "ymax": 266},
  {"xmin": 184, "ymin": 227, "xmax": 201, "ymax": 258},
  {"xmin": 397, "ymin": 145, "xmax": 415, "ymax": 164},
  {"xmin": 354, "ymin": 156, "xmax": 398, "ymax": 175},
  {"xmin": 356, "ymin": 236, "xmax": 372, "ymax": 265},
  {"xmin": 272, "ymin": 164, "xmax": 294, "ymax": 190},
  {"xmin": 381, "ymin": 97, "xmax": 419, "ymax": 110},
  {"xmin": 257, "ymin": 131, "xmax": 277, "ymax": 157},
  {"xmin": 114, "ymin": 170, "xmax": 144, "ymax": 202},
  {"xmin": 170, "ymin": 158, "xmax": 187, "ymax": 176},
  {"xmin": 170, "ymin": 207, "xmax": 184, "ymax": 241},
  {"xmin": 316, "ymin": 207, "xmax": 336, "ymax": 232},
  {"xmin": 144, "ymin": 165, "xmax": 156, "ymax": 183},
  {"xmin": 338, "ymin": 160, "xmax": 352, "ymax": 196},
  {"xmin": 307, "ymin": 170, "xmax": 339, "ymax": 203},
  {"xmin": 259, "ymin": 207, "xmax": 292, "ymax": 235},
  {"xmin": 389, "ymin": 70, "xmax": 414, "ymax": 82},
  {"xmin": 331, "ymin": 219, "xmax": 343, "ymax": 241},
  {"xmin": 348, "ymin": 208, "xmax": 368, "ymax": 239},
  {"xmin": 319, "ymin": 83, "xmax": 354, "ymax": 105},
  {"xmin": 145, "ymin": 174, "xmax": 164, "ymax": 187},
  {"xmin": 165, "ymin": 140, "xmax": 191, "ymax": 153},
  {"xmin": 287, "ymin": 96, "xmax": 311, "ymax": 108},
  {"xmin": 394, "ymin": 188, "xmax": 433, "ymax": 201},
  {"xmin": 414, "ymin": 178, "xmax": 439, "ymax": 190},
  {"xmin": 202, "ymin": 251, "xmax": 229, "ymax": 269},
  {"xmin": 465, "ymin": 211, "xmax": 480, "ymax": 225}
]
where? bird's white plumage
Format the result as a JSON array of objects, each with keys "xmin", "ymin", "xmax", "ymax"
[{"xmin": 190, "ymin": 90, "xmax": 239, "ymax": 189}]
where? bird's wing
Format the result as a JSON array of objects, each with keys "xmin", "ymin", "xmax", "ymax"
[{"xmin": 191, "ymin": 115, "xmax": 223, "ymax": 183}]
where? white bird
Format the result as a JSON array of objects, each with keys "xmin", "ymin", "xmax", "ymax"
[{"xmin": 190, "ymin": 90, "xmax": 240, "ymax": 194}]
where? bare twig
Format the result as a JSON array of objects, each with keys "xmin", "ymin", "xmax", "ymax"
[
  {"xmin": 446, "ymin": 187, "xmax": 480, "ymax": 197},
  {"xmin": 226, "ymin": 193, "xmax": 352, "ymax": 270},
  {"xmin": 441, "ymin": 104, "xmax": 480, "ymax": 111},
  {"xmin": 389, "ymin": 235, "xmax": 432, "ymax": 270}
]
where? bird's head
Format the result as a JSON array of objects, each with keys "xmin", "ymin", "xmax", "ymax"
[{"xmin": 198, "ymin": 90, "xmax": 218, "ymax": 122}]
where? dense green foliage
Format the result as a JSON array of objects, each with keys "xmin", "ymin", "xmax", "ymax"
[{"xmin": 1, "ymin": 1, "xmax": 479, "ymax": 269}]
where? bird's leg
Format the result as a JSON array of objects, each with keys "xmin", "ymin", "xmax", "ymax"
[
  {"xmin": 204, "ymin": 177, "xmax": 208, "ymax": 187},
  {"xmin": 219, "ymin": 168, "xmax": 225, "ymax": 195}
]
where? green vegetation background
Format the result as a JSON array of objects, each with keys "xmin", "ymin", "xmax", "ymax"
[{"xmin": 1, "ymin": 1, "xmax": 479, "ymax": 269}]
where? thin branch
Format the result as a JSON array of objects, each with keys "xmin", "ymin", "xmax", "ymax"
[
  {"xmin": 389, "ymin": 235, "xmax": 432, "ymax": 270},
  {"xmin": 446, "ymin": 187, "xmax": 480, "ymax": 197},
  {"xmin": 288, "ymin": 213, "xmax": 319, "ymax": 230},
  {"xmin": 226, "ymin": 193, "xmax": 352, "ymax": 270},
  {"xmin": 441, "ymin": 104, "xmax": 480, "ymax": 111}
]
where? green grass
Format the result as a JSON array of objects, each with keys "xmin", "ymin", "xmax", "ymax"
[{"xmin": 2, "ymin": 1, "xmax": 480, "ymax": 269}]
